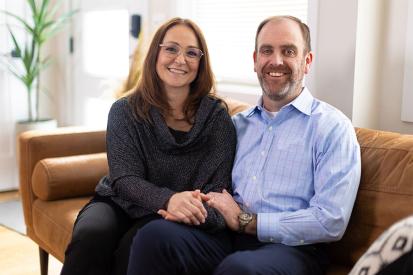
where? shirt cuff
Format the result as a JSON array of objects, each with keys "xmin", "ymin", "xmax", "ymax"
[
  {"xmin": 257, "ymin": 212, "xmax": 312, "ymax": 246},
  {"xmin": 257, "ymin": 212, "xmax": 281, "ymax": 243}
]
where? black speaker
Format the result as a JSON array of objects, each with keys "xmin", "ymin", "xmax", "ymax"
[{"xmin": 130, "ymin": 14, "xmax": 141, "ymax": 38}]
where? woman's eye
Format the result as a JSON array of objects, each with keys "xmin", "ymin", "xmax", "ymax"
[
  {"xmin": 165, "ymin": 46, "xmax": 179, "ymax": 53},
  {"xmin": 186, "ymin": 49, "xmax": 198, "ymax": 57}
]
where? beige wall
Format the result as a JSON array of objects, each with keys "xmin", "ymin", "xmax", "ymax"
[
  {"xmin": 355, "ymin": 0, "xmax": 413, "ymax": 134},
  {"xmin": 312, "ymin": 0, "xmax": 413, "ymax": 134},
  {"xmin": 352, "ymin": 0, "xmax": 384, "ymax": 130},
  {"xmin": 308, "ymin": 0, "xmax": 358, "ymax": 120},
  {"xmin": 378, "ymin": 0, "xmax": 413, "ymax": 134}
]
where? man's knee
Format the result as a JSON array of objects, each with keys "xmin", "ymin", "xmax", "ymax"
[
  {"xmin": 214, "ymin": 252, "xmax": 256, "ymax": 275},
  {"xmin": 132, "ymin": 220, "xmax": 185, "ymax": 253}
]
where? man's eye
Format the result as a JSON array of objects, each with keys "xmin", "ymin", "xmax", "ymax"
[
  {"xmin": 284, "ymin": 49, "xmax": 296, "ymax": 56},
  {"xmin": 260, "ymin": 48, "xmax": 272, "ymax": 55}
]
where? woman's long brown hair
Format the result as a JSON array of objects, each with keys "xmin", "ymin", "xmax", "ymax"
[{"xmin": 128, "ymin": 17, "xmax": 216, "ymax": 124}]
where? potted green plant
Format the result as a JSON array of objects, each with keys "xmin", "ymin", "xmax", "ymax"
[{"xmin": 1, "ymin": 0, "xmax": 77, "ymax": 131}]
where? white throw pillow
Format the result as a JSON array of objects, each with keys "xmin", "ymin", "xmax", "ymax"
[{"xmin": 349, "ymin": 215, "xmax": 413, "ymax": 275}]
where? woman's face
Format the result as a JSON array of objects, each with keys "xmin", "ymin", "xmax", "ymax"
[{"xmin": 156, "ymin": 24, "xmax": 201, "ymax": 94}]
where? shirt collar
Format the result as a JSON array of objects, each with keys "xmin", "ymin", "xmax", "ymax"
[
  {"xmin": 289, "ymin": 87, "xmax": 313, "ymax": 116},
  {"xmin": 246, "ymin": 97, "xmax": 262, "ymax": 117},
  {"xmin": 247, "ymin": 87, "xmax": 313, "ymax": 117}
]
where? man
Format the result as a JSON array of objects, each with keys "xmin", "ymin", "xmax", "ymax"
[{"xmin": 206, "ymin": 15, "xmax": 361, "ymax": 274}]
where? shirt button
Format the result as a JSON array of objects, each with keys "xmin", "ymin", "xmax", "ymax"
[
  {"xmin": 252, "ymin": 176, "xmax": 257, "ymax": 181},
  {"xmin": 270, "ymin": 238, "xmax": 274, "ymax": 242},
  {"xmin": 300, "ymin": 240, "xmax": 305, "ymax": 244},
  {"xmin": 261, "ymin": 151, "xmax": 265, "ymax": 156},
  {"xmin": 268, "ymin": 126, "xmax": 273, "ymax": 131}
]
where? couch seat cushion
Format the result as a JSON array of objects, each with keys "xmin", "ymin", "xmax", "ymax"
[{"xmin": 32, "ymin": 197, "xmax": 91, "ymax": 261}]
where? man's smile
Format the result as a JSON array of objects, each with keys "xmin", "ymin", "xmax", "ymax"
[{"xmin": 268, "ymin": 71, "xmax": 287, "ymax": 77}]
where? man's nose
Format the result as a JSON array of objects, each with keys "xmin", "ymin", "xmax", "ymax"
[{"xmin": 270, "ymin": 52, "xmax": 284, "ymax": 66}]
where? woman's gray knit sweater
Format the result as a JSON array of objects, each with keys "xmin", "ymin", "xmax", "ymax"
[{"xmin": 95, "ymin": 96, "xmax": 236, "ymax": 231}]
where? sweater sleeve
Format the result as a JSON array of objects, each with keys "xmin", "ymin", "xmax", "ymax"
[
  {"xmin": 106, "ymin": 100, "xmax": 175, "ymax": 212},
  {"xmin": 196, "ymin": 108, "xmax": 237, "ymax": 231}
]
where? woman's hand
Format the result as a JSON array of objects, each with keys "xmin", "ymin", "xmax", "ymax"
[
  {"xmin": 158, "ymin": 190, "xmax": 207, "ymax": 225},
  {"xmin": 202, "ymin": 189, "xmax": 241, "ymax": 231}
]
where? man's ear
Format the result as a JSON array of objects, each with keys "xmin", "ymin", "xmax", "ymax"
[
  {"xmin": 253, "ymin": 51, "xmax": 257, "ymax": 72},
  {"xmin": 304, "ymin": 51, "xmax": 313, "ymax": 74}
]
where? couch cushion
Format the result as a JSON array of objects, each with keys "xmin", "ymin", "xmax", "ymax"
[
  {"xmin": 32, "ymin": 197, "xmax": 91, "ymax": 261},
  {"xmin": 32, "ymin": 153, "xmax": 108, "ymax": 201},
  {"xmin": 224, "ymin": 97, "xmax": 251, "ymax": 116},
  {"xmin": 328, "ymin": 128, "xmax": 413, "ymax": 268}
]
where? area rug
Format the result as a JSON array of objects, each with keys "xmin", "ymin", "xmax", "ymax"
[{"xmin": 0, "ymin": 199, "xmax": 25, "ymax": 234}]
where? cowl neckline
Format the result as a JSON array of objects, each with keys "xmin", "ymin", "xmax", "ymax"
[{"xmin": 146, "ymin": 96, "xmax": 221, "ymax": 154}]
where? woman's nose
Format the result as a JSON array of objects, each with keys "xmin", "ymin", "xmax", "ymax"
[{"xmin": 174, "ymin": 51, "xmax": 187, "ymax": 64}]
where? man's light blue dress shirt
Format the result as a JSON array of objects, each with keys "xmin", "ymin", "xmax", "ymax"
[{"xmin": 232, "ymin": 87, "xmax": 361, "ymax": 246}]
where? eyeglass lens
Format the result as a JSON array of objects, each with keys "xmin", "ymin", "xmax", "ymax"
[{"xmin": 159, "ymin": 43, "xmax": 203, "ymax": 61}]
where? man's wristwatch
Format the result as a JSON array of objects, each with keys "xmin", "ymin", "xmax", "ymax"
[{"xmin": 238, "ymin": 211, "xmax": 254, "ymax": 233}]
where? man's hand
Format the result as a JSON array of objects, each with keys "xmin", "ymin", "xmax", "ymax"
[
  {"xmin": 202, "ymin": 189, "xmax": 241, "ymax": 231},
  {"xmin": 158, "ymin": 190, "xmax": 207, "ymax": 225}
]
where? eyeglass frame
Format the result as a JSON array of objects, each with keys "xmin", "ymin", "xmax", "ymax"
[{"xmin": 158, "ymin": 42, "xmax": 204, "ymax": 62}]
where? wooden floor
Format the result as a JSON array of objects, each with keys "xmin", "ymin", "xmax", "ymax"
[{"xmin": 0, "ymin": 190, "xmax": 63, "ymax": 274}]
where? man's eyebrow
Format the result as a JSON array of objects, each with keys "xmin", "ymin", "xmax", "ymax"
[
  {"xmin": 259, "ymin": 44, "xmax": 273, "ymax": 49},
  {"xmin": 259, "ymin": 43, "xmax": 299, "ymax": 50},
  {"xmin": 281, "ymin": 43, "xmax": 298, "ymax": 49}
]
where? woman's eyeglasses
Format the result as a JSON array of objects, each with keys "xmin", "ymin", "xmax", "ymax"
[{"xmin": 159, "ymin": 43, "xmax": 204, "ymax": 63}]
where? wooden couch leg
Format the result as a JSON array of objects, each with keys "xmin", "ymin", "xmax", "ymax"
[{"xmin": 39, "ymin": 247, "xmax": 49, "ymax": 275}]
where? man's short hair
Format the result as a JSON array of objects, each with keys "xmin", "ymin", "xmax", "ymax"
[{"xmin": 254, "ymin": 15, "xmax": 311, "ymax": 53}]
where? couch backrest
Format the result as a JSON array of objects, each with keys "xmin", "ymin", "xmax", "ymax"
[
  {"xmin": 224, "ymin": 97, "xmax": 251, "ymax": 116},
  {"xmin": 328, "ymin": 127, "xmax": 413, "ymax": 267}
]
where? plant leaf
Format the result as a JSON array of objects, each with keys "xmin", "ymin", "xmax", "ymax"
[
  {"xmin": 47, "ymin": 0, "xmax": 64, "ymax": 21},
  {"xmin": 26, "ymin": 0, "xmax": 37, "ymax": 19},
  {"xmin": 39, "ymin": 56, "xmax": 52, "ymax": 71},
  {"xmin": 2, "ymin": 10, "xmax": 34, "ymax": 34},
  {"xmin": 39, "ymin": 0, "xmax": 51, "ymax": 21},
  {"xmin": 42, "ymin": 10, "xmax": 77, "ymax": 39},
  {"xmin": 7, "ymin": 27, "xmax": 22, "ymax": 59},
  {"xmin": 0, "ymin": 58, "xmax": 24, "ymax": 82}
]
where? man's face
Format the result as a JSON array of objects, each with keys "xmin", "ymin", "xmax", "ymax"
[{"xmin": 254, "ymin": 19, "xmax": 313, "ymax": 105}]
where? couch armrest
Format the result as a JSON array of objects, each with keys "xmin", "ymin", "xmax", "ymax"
[
  {"xmin": 32, "ymin": 153, "xmax": 108, "ymax": 201},
  {"xmin": 19, "ymin": 127, "xmax": 106, "ymax": 233}
]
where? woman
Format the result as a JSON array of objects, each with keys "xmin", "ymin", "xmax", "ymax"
[{"xmin": 61, "ymin": 17, "xmax": 236, "ymax": 275}]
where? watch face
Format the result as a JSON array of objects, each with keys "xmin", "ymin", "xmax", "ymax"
[{"xmin": 239, "ymin": 212, "xmax": 253, "ymax": 222}]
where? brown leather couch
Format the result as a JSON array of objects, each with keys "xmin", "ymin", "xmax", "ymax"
[{"xmin": 19, "ymin": 100, "xmax": 413, "ymax": 275}]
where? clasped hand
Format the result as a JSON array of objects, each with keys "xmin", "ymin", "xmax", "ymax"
[
  {"xmin": 158, "ymin": 190, "xmax": 207, "ymax": 225},
  {"xmin": 158, "ymin": 189, "xmax": 241, "ymax": 231},
  {"xmin": 202, "ymin": 189, "xmax": 241, "ymax": 231}
]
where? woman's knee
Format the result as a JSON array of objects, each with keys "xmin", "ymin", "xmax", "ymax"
[
  {"xmin": 214, "ymin": 252, "xmax": 256, "ymax": 275},
  {"xmin": 69, "ymin": 201, "xmax": 125, "ymax": 251}
]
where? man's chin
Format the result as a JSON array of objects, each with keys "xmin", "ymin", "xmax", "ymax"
[{"xmin": 263, "ymin": 87, "xmax": 290, "ymax": 101}]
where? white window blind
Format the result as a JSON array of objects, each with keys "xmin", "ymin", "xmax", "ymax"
[{"xmin": 180, "ymin": 0, "xmax": 308, "ymax": 85}]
